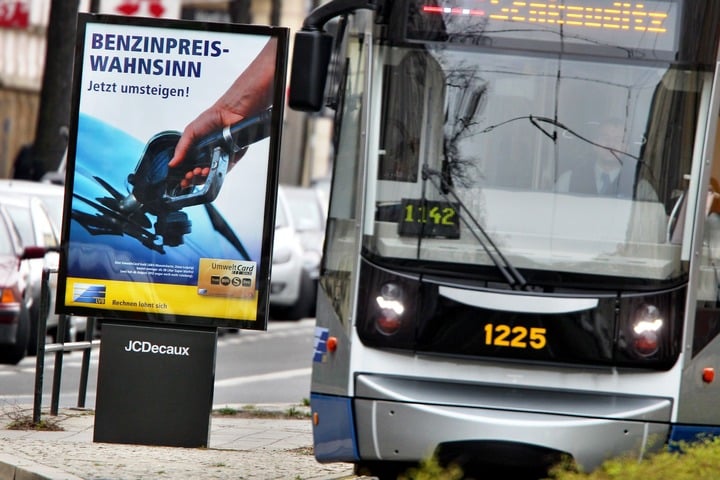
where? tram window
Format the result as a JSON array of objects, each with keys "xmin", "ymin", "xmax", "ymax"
[
  {"xmin": 484, "ymin": 96, "xmax": 536, "ymax": 189},
  {"xmin": 378, "ymin": 53, "xmax": 425, "ymax": 182},
  {"xmin": 694, "ymin": 113, "xmax": 720, "ymax": 356}
]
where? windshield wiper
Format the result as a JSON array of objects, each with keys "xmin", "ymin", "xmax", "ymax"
[
  {"xmin": 421, "ymin": 164, "xmax": 528, "ymax": 290},
  {"xmin": 482, "ymin": 114, "xmax": 640, "ymax": 166},
  {"xmin": 528, "ymin": 115, "xmax": 641, "ymax": 165}
]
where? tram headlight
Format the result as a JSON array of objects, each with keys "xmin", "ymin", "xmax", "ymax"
[
  {"xmin": 615, "ymin": 288, "xmax": 683, "ymax": 370},
  {"xmin": 630, "ymin": 303, "xmax": 663, "ymax": 357},
  {"xmin": 356, "ymin": 260, "xmax": 421, "ymax": 349},
  {"xmin": 375, "ymin": 282, "xmax": 405, "ymax": 335}
]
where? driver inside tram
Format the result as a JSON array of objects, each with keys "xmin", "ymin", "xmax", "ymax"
[{"xmin": 556, "ymin": 119, "xmax": 658, "ymax": 201}]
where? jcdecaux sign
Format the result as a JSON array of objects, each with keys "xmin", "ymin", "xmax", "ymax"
[{"xmin": 124, "ymin": 340, "xmax": 190, "ymax": 356}]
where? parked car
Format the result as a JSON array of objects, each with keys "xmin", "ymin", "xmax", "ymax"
[
  {"xmin": 269, "ymin": 186, "xmax": 318, "ymax": 319},
  {"xmin": 0, "ymin": 204, "xmax": 43, "ymax": 364},
  {"xmin": 0, "ymin": 180, "xmax": 87, "ymax": 344},
  {"xmin": 212, "ymin": 182, "xmax": 315, "ymax": 320},
  {"xmin": 0, "ymin": 195, "xmax": 63, "ymax": 354},
  {"xmin": 281, "ymin": 184, "xmax": 327, "ymax": 313},
  {"xmin": 0, "ymin": 179, "xmax": 66, "ymax": 232}
]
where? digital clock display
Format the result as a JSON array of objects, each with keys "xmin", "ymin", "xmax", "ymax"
[
  {"xmin": 397, "ymin": 198, "xmax": 461, "ymax": 238},
  {"xmin": 405, "ymin": 0, "xmax": 680, "ymax": 60}
]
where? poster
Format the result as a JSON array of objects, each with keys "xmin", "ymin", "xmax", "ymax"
[{"xmin": 56, "ymin": 14, "xmax": 288, "ymax": 330}]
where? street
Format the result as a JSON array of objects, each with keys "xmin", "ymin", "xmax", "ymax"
[{"xmin": 0, "ymin": 318, "xmax": 316, "ymax": 410}]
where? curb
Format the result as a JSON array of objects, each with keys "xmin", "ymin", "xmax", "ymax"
[
  {"xmin": 0, "ymin": 453, "xmax": 84, "ymax": 480},
  {"xmin": 0, "ymin": 404, "xmax": 356, "ymax": 480}
]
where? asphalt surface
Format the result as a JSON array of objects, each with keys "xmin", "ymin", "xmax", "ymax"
[{"xmin": 0, "ymin": 403, "xmax": 356, "ymax": 480}]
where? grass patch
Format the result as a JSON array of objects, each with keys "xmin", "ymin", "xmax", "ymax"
[
  {"xmin": 6, "ymin": 417, "xmax": 63, "ymax": 431},
  {"xmin": 214, "ymin": 406, "xmax": 239, "ymax": 416},
  {"xmin": 382, "ymin": 438, "xmax": 720, "ymax": 480},
  {"xmin": 287, "ymin": 446, "xmax": 314, "ymax": 456},
  {"xmin": 548, "ymin": 437, "xmax": 720, "ymax": 479},
  {"xmin": 5, "ymin": 414, "xmax": 63, "ymax": 431},
  {"xmin": 211, "ymin": 404, "xmax": 310, "ymax": 419},
  {"xmin": 399, "ymin": 455, "xmax": 464, "ymax": 480},
  {"xmin": 1, "ymin": 404, "xmax": 64, "ymax": 431},
  {"xmin": 285, "ymin": 405, "xmax": 311, "ymax": 418}
]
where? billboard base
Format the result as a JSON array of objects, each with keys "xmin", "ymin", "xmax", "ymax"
[{"xmin": 93, "ymin": 322, "xmax": 216, "ymax": 447}]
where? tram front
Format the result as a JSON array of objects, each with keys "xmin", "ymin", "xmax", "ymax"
[{"xmin": 296, "ymin": 0, "xmax": 720, "ymax": 476}]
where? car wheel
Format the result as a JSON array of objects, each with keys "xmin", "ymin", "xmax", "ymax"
[
  {"xmin": 284, "ymin": 269, "xmax": 315, "ymax": 321},
  {"xmin": 0, "ymin": 306, "xmax": 30, "ymax": 365}
]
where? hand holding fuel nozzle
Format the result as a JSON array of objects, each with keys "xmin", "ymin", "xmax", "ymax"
[
  {"xmin": 115, "ymin": 108, "xmax": 272, "ymax": 246},
  {"xmin": 114, "ymin": 38, "xmax": 278, "ymax": 246},
  {"xmin": 169, "ymin": 37, "xmax": 278, "ymax": 178},
  {"xmin": 122, "ymin": 108, "xmax": 272, "ymax": 216}
]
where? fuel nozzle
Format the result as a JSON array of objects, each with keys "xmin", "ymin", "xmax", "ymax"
[{"xmin": 120, "ymin": 107, "xmax": 272, "ymax": 246}]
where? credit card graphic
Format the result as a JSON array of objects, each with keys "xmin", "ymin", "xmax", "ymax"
[{"xmin": 197, "ymin": 258, "xmax": 257, "ymax": 298}]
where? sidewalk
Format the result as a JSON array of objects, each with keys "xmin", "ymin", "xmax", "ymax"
[{"xmin": 0, "ymin": 403, "xmax": 356, "ymax": 480}]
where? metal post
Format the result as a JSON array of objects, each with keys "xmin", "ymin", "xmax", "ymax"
[
  {"xmin": 32, "ymin": 268, "xmax": 51, "ymax": 424},
  {"xmin": 50, "ymin": 313, "xmax": 67, "ymax": 416},
  {"xmin": 77, "ymin": 317, "xmax": 95, "ymax": 408}
]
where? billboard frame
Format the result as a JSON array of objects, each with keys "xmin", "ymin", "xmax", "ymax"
[{"xmin": 56, "ymin": 13, "xmax": 289, "ymax": 331}]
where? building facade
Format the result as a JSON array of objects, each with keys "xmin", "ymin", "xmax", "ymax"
[{"xmin": 0, "ymin": 0, "xmax": 327, "ymax": 183}]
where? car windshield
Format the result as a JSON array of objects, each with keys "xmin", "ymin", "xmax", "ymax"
[
  {"xmin": 2, "ymin": 204, "xmax": 33, "ymax": 247},
  {"xmin": 0, "ymin": 214, "xmax": 17, "ymax": 256},
  {"xmin": 363, "ymin": 45, "xmax": 704, "ymax": 285},
  {"xmin": 31, "ymin": 192, "xmax": 64, "ymax": 229},
  {"xmin": 0, "ymin": 182, "xmax": 65, "ymax": 232}
]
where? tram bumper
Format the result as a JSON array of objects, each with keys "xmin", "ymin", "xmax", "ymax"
[{"xmin": 353, "ymin": 374, "xmax": 672, "ymax": 472}]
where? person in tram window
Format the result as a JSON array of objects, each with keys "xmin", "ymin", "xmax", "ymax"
[{"xmin": 556, "ymin": 119, "xmax": 657, "ymax": 201}]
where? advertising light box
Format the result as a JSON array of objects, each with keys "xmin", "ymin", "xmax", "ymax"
[{"xmin": 56, "ymin": 13, "xmax": 289, "ymax": 330}]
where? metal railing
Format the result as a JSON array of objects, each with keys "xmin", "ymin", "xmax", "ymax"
[{"xmin": 32, "ymin": 266, "xmax": 100, "ymax": 423}]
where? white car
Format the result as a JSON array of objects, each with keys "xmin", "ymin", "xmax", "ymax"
[
  {"xmin": 267, "ymin": 186, "xmax": 317, "ymax": 319},
  {"xmin": 212, "ymin": 182, "xmax": 316, "ymax": 320},
  {"xmin": 280, "ymin": 185, "xmax": 327, "ymax": 313}
]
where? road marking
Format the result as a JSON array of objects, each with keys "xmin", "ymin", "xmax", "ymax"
[{"xmin": 214, "ymin": 367, "xmax": 311, "ymax": 387}]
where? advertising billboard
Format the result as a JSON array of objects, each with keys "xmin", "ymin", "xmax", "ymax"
[{"xmin": 56, "ymin": 13, "xmax": 288, "ymax": 330}]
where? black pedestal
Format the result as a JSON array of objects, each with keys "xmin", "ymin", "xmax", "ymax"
[{"xmin": 93, "ymin": 322, "xmax": 217, "ymax": 447}]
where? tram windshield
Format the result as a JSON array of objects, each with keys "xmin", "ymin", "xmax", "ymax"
[{"xmin": 362, "ymin": 11, "xmax": 708, "ymax": 287}]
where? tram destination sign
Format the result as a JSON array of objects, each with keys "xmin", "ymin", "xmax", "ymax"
[{"xmin": 404, "ymin": 0, "xmax": 680, "ymax": 60}]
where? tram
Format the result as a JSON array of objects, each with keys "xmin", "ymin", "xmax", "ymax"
[{"xmin": 288, "ymin": 0, "xmax": 720, "ymax": 476}]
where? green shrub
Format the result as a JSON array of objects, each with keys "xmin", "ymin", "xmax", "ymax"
[
  {"xmin": 548, "ymin": 437, "xmax": 720, "ymax": 480},
  {"xmin": 398, "ymin": 455, "xmax": 463, "ymax": 480}
]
